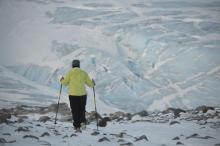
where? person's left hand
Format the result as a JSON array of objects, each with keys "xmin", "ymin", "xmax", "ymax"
[{"xmin": 92, "ymin": 79, "xmax": 96, "ymax": 86}]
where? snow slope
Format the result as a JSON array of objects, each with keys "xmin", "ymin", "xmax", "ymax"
[
  {"xmin": 0, "ymin": 65, "xmax": 57, "ymax": 107},
  {"xmin": 0, "ymin": 65, "xmax": 118, "ymax": 114},
  {"xmin": 0, "ymin": 0, "xmax": 220, "ymax": 112}
]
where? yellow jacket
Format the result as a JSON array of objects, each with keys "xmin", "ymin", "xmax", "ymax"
[{"xmin": 60, "ymin": 67, "xmax": 94, "ymax": 96}]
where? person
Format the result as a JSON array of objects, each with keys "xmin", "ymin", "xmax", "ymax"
[{"xmin": 60, "ymin": 60, "xmax": 95, "ymax": 132}]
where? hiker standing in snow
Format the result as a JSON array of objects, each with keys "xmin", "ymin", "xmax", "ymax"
[{"xmin": 60, "ymin": 60, "xmax": 95, "ymax": 132}]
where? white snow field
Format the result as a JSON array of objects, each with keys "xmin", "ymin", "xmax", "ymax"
[
  {"xmin": 0, "ymin": 104, "xmax": 220, "ymax": 146},
  {"xmin": 1, "ymin": 0, "xmax": 220, "ymax": 112},
  {"xmin": 0, "ymin": 115, "xmax": 220, "ymax": 146}
]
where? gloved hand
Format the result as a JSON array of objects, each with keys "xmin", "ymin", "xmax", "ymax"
[
  {"xmin": 60, "ymin": 76, "xmax": 64, "ymax": 82},
  {"xmin": 92, "ymin": 79, "xmax": 96, "ymax": 86}
]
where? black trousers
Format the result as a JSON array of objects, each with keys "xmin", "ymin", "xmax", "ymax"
[{"xmin": 69, "ymin": 95, "xmax": 87, "ymax": 128}]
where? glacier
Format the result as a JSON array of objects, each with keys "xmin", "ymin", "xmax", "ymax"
[{"xmin": 0, "ymin": 0, "xmax": 220, "ymax": 112}]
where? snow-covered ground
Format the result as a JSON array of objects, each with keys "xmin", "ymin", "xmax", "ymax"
[
  {"xmin": 1, "ymin": 119, "xmax": 219, "ymax": 146},
  {"xmin": 0, "ymin": 105, "xmax": 220, "ymax": 146}
]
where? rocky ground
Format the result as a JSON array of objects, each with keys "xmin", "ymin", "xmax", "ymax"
[{"xmin": 0, "ymin": 103, "xmax": 220, "ymax": 146}]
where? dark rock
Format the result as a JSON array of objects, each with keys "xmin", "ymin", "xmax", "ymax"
[
  {"xmin": 163, "ymin": 108, "xmax": 186, "ymax": 118},
  {"xmin": 125, "ymin": 113, "xmax": 132, "ymax": 120},
  {"xmin": 110, "ymin": 112, "xmax": 132, "ymax": 121},
  {"xmin": 18, "ymin": 105, "xmax": 29, "ymax": 108},
  {"xmin": 91, "ymin": 131, "xmax": 100, "ymax": 136},
  {"xmin": 39, "ymin": 140, "xmax": 51, "ymax": 146},
  {"xmin": 198, "ymin": 136, "xmax": 215, "ymax": 139},
  {"xmin": 186, "ymin": 133, "xmax": 199, "ymax": 139},
  {"xmin": 134, "ymin": 135, "xmax": 148, "ymax": 141},
  {"xmin": 215, "ymin": 144, "xmax": 220, "ymax": 146},
  {"xmin": 3, "ymin": 133, "xmax": 11, "ymax": 136},
  {"xmin": 15, "ymin": 126, "xmax": 30, "ymax": 132},
  {"xmin": 7, "ymin": 140, "xmax": 16, "ymax": 143},
  {"xmin": 195, "ymin": 105, "xmax": 215, "ymax": 113},
  {"xmin": 170, "ymin": 121, "xmax": 180, "ymax": 125},
  {"xmin": 41, "ymin": 132, "xmax": 50, "ymax": 137},
  {"xmin": 70, "ymin": 134, "xmax": 77, "ymax": 137},
  {"xmin": 17, "ymin": 118, "xmax": 24, "ymax": 123},
  {"xmin": 86, "ymin": 111, "xmax": 102, "ymax": 123},
  {"xmin": 118, "ymin": 132, "xmax": 126, "ymax": 138},
  {"xmin": 39, "ymin": 116, "xmax": 51, "ymax": 123},
  {"xmin": 0, "ymin": 138, "xmax": 7, "ymax": 143},
  {"xmin": 13, "ymin": 106, "xmax": 30, "ymax": 115},
  {"xmin": 135, "ymin": 110, "xmax": 148, "ymax": 117},
  {"xmin": 47, "ymin": 103, "xmax": 58, "ymax": 112},
  {"xmin": 103, "ymin": 116, "xmax": 111, "ymax": 122},
  {"xmin": 176, "ymin": 141, "xmax": 184, "ymax": 145},
  {"xmin": 16, "ymin": 115, "xmax": 28, "ymax": 119},
  {"xmin": 116, "ymin": 117, "xmax": 124, "ymax": 122},
  {"xmin": 23, "ymin": 135, "xmax": 39, "ymax": 140},
  {"xmin": 48, "ymin": 103, "xmax": 71, "ymax": 115},
  {"xmin": 110, "ymin": 132, "xmax": 126, "ymax": 138},
  {"xmin": 36, "ymin": 124, "xmax": 41, "ymax": 127},
  {"xmin": 0, "ymin": 138, "xmax": 16, "ymax": 144},
  {"xmin": 54, "ymin": 130, "xmax": 61, "ymax": 136},
  {"xmin": 98, "ymin": 117, "xmax": 110, "ymax": 127},
  {"xmin": 98, "ymin": 137, "xmax": 110, "ymax": 142},
  {"xmin": 186, "ymin": 134, "xmax": 215, "ymax": 139},
  {"xmin": 37, "ymin": 107, "xmax": 49, "ymax": 114},
  {"xmin": 15, "ymin": 115, "xmax": 27, "ymax": 123},
  {"xmin": 118, "ymin": 139, "xmax": 126, "ymax": 142},
  {"xmin": 172, "ymin": 136, "xmax": 180, "ymax": 140},
  {"xmin": 98, "ymin": 120, "xmax": 107, "ymax": 127},
  {"xmin": 0, "ymin": 109, "xmax": 11, "ymax": 123},
  {"xmin": 120, "ymin": 142, "xmax": 134, "ymax": 146},
  {"xmin": 198, "ymin": 120, "xmax": 207, "ymax": 125},
  {"xmin": 62, "ymin": 135, "xmax": 68, "ymax": 139},
  {"xmin": 110, "ymin": 111, "xmax": 126, "ymax": 120},
  {"xmin": 6, "ymin": 120, "xmax": 16, "ymax": 124}
]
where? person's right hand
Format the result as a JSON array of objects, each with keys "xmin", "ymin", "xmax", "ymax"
[{"xmin": 60, "ymin": 76, "xmax": 64, "ymax": 82}]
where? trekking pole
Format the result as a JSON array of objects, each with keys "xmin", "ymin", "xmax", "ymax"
[
  {"xmin": 54, "ymin": 84, "xmax": 62, "ymax": 124},
  {"xmin": 93, "ymin": 86, "xmax": 99, "ymax": 131}
]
